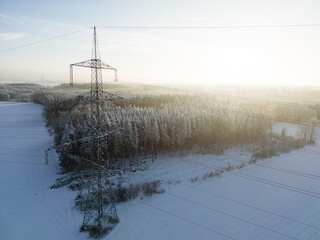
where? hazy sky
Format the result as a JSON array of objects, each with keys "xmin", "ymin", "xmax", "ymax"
[{"xmin": 1, "ymin": 0, "xmax": 320, "ymax": 86}]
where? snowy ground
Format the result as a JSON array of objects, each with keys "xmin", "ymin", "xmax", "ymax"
[
  {"xmin": 110, "ymin": 121, "xmax": 302, "ymax": 191},
  {"xmin": 0, "ymin": 102, "xmax": 86, "ymax": 240},
  {"xmin": 108, "ymin": 130, "xmax": 320, "ymax": 239},
  {"xmin": 1, "ymin": 102, "xmax": 320, "ymax": 240}
]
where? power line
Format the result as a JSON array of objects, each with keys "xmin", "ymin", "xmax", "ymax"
[
  {"xmin": 37, "ymin": 174, "xmax": 74, "ymax": 239},
  {"xmin": 165, "ymin": 191, "xmax": 298, "ymax": 240},
  {"xmin": 176, "ymin": 140, "xmax": 320, "ymax": 188},
  {"xmin": 0, "ymin": 160, "xmax": 46, "ymax": 166},
  {"xmin": 44, "ymin": 89, "xmax": 320, "ymax": 237},
  {"xmin": 179, "ymin": 140, "xmax": 320, "ymax": 184},
  {"xmin": 113, "ymin": 92, "xmax": 320, "ymax": 158},
  {"xmin": 46, "ymin": 89, "xmax": 320, "ymax": 237},
  {"xmin": 91, "ymin": 90, "xmax": 320, "ymax": 193},
  {"xmin": 57, "ymin": 91, "xmax": 320, "ymax": 167},
  {"xmin": 254, "ymin": 163, "xmax": 320, "ymax": 181},
  {"xmin": 102, "ymin": 91, "xmax": 320, "ymax": 146},
  {"xmin": 220, "ymin": 149, "xmax": 320, "ymax": 170},
  {"xmin": 180, "ymin": 183, "xmax": 320, "ymax": 231},
  {"xmin": 0, "ymin": 147, "xmax": 45, "ymax": 151},
  {"xmin": 181, "ymin": 158, "xmax": 320, "ymax": 199},
  {"xmin": 0, "ymin": 153, "xmax": 42, "ymax": 157},
  {"xmin": 2, "ymin": 23, "xmax": 320, "ymax": 53},
  {"xmin": 51, "ymin": 97, "xmax": 311, "ymax": 238},
  {"xmin": 0, "ymin": 27, "xmax": 92, "ymax": 53},
  {"xmin": 140, "ymin": 92, "xmax": 320, "ymax": 185},
  {"xmin": 98, "ymin": 24, "xmax": 320, "ymax": 29},
  {"xmin": 0, "ymin": 102, "xmax": 32, "ymax": 107},
  {"xmin": 166, "ymin": 86, "xmax": 320, "ymax": 110},
  {"xmin": 220, "ymin": 152, "xmax": 320, "ymax": 182},
  {"xmin": 136, "ymin": 165, "xmax": 317, "ymax": 240},
  {"xmin": 51, "ymin": 91, "xmax": 320, "ymax": 174},
  {"xmin": 218, "ymin": 152, "xmax": 320, "ymax": 190},
  {"xmin": 135, "ymin": 199, "xmax": 237, "ymax": 240},
  {"xmin": 46, "ymin": 127, "xmax": 121, "ymax": 152},
  {"xmin": 123, "ymin": 94, "xmax": 320, "ymax": 128}
]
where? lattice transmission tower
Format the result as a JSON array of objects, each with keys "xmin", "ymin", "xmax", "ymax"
[
  {"xmin": 83, "ymin": 26, "xmax": 119, "ymax": 237},
  {"xmin": 69, "ymin": 29, "xmax": 118, "ymax": 86},
  {"xmin": 45, "ymin": 26, "xmax": 120, "ymax": 238},
  {"xmin": 91, "ymin": 25, "xmax": 104, "ymax": 234}
]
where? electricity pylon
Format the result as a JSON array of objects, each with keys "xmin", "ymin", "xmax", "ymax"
[
  {"xmin": 91, "ymin": 25, "xmax": 105, "ymax": 235},
  {"xmin": 81, "ymin": 26, "xmax": 119, "ymax": 237},
  {"xmin": 46, "ymin": 26, "xmax": 119, "ymax": 238},
  {"xmin": 69, "ymin": 31, "xmax": 118, "ymax": 86}
]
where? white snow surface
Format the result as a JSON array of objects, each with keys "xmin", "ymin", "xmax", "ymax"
[
  {"xmin": 1, "ymin": 102, "xmax": 320, "ymax": 240},
  {"xmin": 0, "ymin": 102, "xmax": 85, "ymax": 240},
  {"xmin": 109, "ymin": 127, "xmax": 320, "ymax": 240}
]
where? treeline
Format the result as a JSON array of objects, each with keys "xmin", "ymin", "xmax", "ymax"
[
  {"xmin": 0, "ymin": 83, "xmax": 51, "ymax": 101},
  {"xmin": 32, "ymin": 92, "xmax": 316, "ymax": 172}
]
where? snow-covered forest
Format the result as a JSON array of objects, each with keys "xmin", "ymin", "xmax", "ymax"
[
  {"xmin": 32, "ymin": 90, "xmax": 318, "ymax": 172},
  {"xmin": 0, "ymin": 83, "xmax": 51, "ymax": 101}
]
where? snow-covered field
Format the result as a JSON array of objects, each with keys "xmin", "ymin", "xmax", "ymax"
[
  {"xmin": 1, "ymin": 102, "xmax": 320, "ymax": 240},
  {"xmin": 109, "ymin": 129, "xmax": 320, "ymax": 239},
  {"xmin": 0, "ymin": 102, "xmax": 85, "ymax": 240}
]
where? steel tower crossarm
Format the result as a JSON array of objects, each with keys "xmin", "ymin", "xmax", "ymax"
[
  {"xmin": 71, "ymin": 59, "xmax": 117, "ymax": 70},
  {"xmin": 70, "ymin": 59, "xmax": 118, "ymax": 85}
]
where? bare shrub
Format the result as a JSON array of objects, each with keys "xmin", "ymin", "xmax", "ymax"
[
  {"xmin": 142, "ymin": 180, "xmax": 164, "ymax": 196},
  {"xmin": 251, "ymin": 135, "xmax": 306, "ymax": 161},
  {"xmin": 202, "ymin": 171, "xmax": 221, "ymax": 180},
  {"xmin": 190, "ymin": 176, "xmax": 199, "ymax": 182}
]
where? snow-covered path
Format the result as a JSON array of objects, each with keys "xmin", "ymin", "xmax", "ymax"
[
  {"xmin": 109, "ymin": 133, "xmax": 320, "ymax": 239},
  {"xmin": 0, "ymin": 102, "xmax": 84, "ymax": 240}
]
